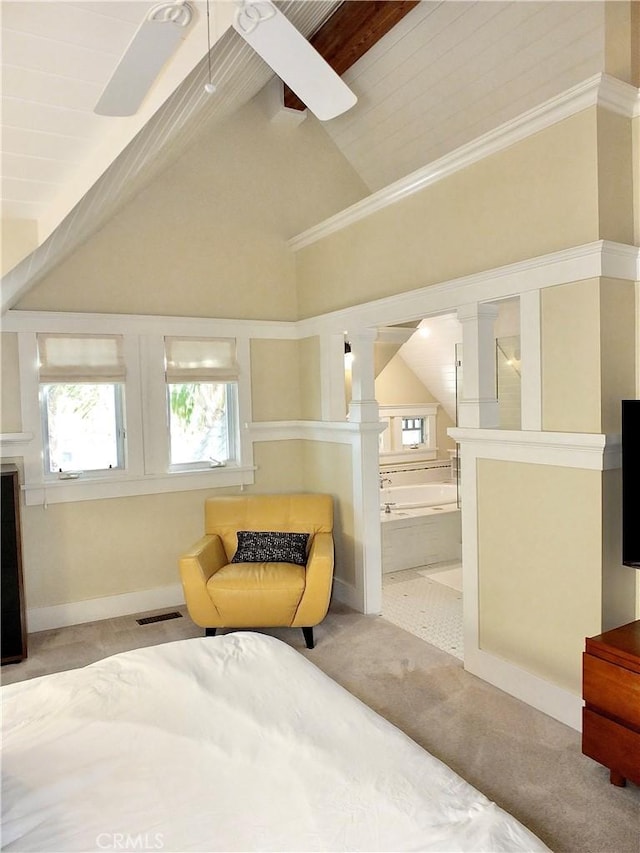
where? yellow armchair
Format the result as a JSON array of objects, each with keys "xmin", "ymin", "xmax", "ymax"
[{"xmin": 179, "ymin": 493, "xmax": 334, "ymax": 648}]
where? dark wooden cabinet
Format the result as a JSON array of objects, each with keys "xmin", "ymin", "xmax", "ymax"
[
  {"xmin": 1, "ymin": 464, "xmax": 27, "ymax": 664},
  {"xmin": 582, "ymin": 619, "xmax": 640, "ymax": 786}
]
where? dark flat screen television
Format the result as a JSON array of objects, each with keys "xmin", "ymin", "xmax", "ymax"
[{"xmin": 622, "ymin": 399, "xmax": 640, "ymax": 568}]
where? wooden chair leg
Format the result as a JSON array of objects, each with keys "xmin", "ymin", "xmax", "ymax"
[
  {"xmin": 205, "ymin": 627, "xmax": 217, "ymax": 637},
  {"xmin": 302, "ymin": 627, "xmax": 314, "ymax": 649}
]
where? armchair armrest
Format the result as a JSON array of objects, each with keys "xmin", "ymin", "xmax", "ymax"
[
  {"xmin": 179, "ymin": 534, "xmax": 228, "ymax": 627},
  {"xmin": 292, "ymin": 531, "xmax": 335, "ymax": 627}
]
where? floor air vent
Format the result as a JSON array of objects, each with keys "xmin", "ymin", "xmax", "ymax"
[{"xmin": 136, "ymin": 611, "xmax": 183, "ymax": 625}]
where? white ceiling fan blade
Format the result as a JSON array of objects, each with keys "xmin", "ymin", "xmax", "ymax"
[
  {"xmin": 233, "ymin": 1, "xmax": 357, "ymax": 121},
  {"xmin": 95, "ymin": 2, "xmax": 194, "ymax": 117}
]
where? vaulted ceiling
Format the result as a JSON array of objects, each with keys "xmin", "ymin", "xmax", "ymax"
[{"xmin": 1, "ymin": 1, "xmax": 607, "ymax": 306}]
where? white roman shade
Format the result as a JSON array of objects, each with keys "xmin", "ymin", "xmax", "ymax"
[
  {"xmin": 38, "ymin": 334, "xmax": 126, "ymax": 383},
  {"xmin": 165, "ymin": 337, "xmax": 239, "ymax": 382}
]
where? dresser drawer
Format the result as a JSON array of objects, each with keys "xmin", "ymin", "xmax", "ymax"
[
  {"xmin": 582, "ymin": 708, "xmax": 640, "ymax": 786},
  {"xmin": 583, "ymin": 653, "xmax": 640, "ymax": 729}
]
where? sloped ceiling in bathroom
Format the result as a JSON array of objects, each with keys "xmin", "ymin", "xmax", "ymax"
[{"xmin": 396, "ymin": 315, "xmax": 462, "ymax": 423}]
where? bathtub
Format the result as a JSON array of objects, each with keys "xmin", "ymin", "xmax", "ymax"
[{"xmin": 380, "ymin": 482, "xmax": 457, "ymax": 510}]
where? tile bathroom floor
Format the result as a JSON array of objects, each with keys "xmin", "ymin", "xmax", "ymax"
[{"xmin": 381, "ymin": 562, "xmax": 463, "ymax": 661}]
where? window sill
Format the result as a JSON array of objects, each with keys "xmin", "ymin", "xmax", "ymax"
[{"xmin": 22, "ymin": 465, "xmax": 257, "ymax": 506}]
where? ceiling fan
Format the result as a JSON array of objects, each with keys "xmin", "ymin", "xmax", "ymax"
[{"xmin": 95, "ymin": 0, "xmax": 357, "ymax": 121}]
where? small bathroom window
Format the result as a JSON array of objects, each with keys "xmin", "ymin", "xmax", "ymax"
[
  {"xmin": 378, "ymin": 404, "xmax": 438, "ymax": 461},
  {"xmin": 401, "ymin": 417, "xmax": 425, "ymax": 447}
]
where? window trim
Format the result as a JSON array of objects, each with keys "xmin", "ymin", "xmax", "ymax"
[
  {"xmin": 379, "ymin": 404, "xmax": 439, "ymax": 461},
  {"xmin": 16, "ymin": 326, "xmax": 255, "ymax": 506}
]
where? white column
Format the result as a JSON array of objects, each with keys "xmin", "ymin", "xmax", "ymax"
[
  {"xmin": 348, "ymin": 329, "xmax": 379, "ymax": 424},
  {"xmin": 456, "ymin": 303, "xmax": 499, "ymax": 428},
  {"xmin": 520, "ymin": 290, "xmax": 542, "ymax": 431},
  {"xmin": 319, "ymin": 332, "xmax": 348, "ymax": 421},
  {"xmin": 346, "ymin": 329, "xmax": 383, "ymax": 614}
]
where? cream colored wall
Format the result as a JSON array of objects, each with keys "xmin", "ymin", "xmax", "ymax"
[
  {"xmin": 250, "ymin": 339, "xmax": 301, "ymax": 421},
  {"xmin": 295, "ymin": 110, "xmax": 599, "ymax": 318},
  {"xmin": 633, "ymin": 115, "xmax": 640, "ymax": 246},
  {"xmin": 15, "ymin": 97, "xmax": 367, "ymax": 319},
  {"xmin": 477, "ymin": 459, "xmax": 605, "ymax": 695},
  {"xmin": 1, "ymin": 333, "xmax": 22, "ymax": 432},
  {"xmin": 20, "ymin": 440, "xmax": 306, "ymax": 610},
  {"xmin": 298, "ymin": 337, "xmax": 322, "ymax": 420},
  {"xmin": 602, "ymin": 466, "xmax": 638, "ymax": 630},
  {"xmin": 374, "ymin": 342, "xmax": 403, "ymax": 377},
  {"xmin": 541, "ymin": 279, "xmax": 602, "ymax": 432},
  {"xmin": 375, "ymin": 354, "xmax": 455, "ymax": 455},
  {"xmin": 632, "ymin": 1, "xmax": 640, "ymax": 87},
  {"xmin": 604, "ymin": 0, "xmax": 637, "ymax": 84},
  {"xmin": 249, "ymin": 440, "xmax": 306, "ymax": 496},
  {"xmin": 21, "ymin": 488, "xmax": 220, "ymax": 608},
  {"xmin": 597, "ymin": 108, "xmax": 634, "ymax": 244},
  {"xmin": 302, "ymin": 441, "xmax": 354, "ymax": 588},
  {"xmin": 1, "ymin": 218, "xmax": 38, "ymax": 276},
  {"xmin": 599, "ymin": 278, "xmax": 637, "ymax": 433},
  {"xmin": 541, "ymin": 278, "xmax": 636, "ymax": 433}
]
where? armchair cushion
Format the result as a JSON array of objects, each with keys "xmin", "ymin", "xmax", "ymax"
[{"xmin": 231, "ymin": 530, "xmax": 309, "ymax": 566}]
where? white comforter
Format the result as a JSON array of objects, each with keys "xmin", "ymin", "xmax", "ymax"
[{"xmin": 1, "ymin": 633, "xmax": 549, "ymax": 852}]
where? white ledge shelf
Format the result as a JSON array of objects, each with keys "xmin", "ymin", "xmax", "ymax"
[
  {"xmin": 448, "ymin": 428, "xmax": 621, "ymax": 471},
  {"xmin": 0, "ymin": 432, "xmax": 33, "ymax": 456}
]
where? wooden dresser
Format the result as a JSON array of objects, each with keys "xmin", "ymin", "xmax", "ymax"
[{"xmin": 582, "ymin": 619, "xmax": 640, "ymax": 786}]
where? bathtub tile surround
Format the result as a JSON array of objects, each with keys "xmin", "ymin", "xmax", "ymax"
[
  {"xmin": 379, "ymin": 459, "xmax": 455, "ymax": 488},
  {"xmin": 380, "ymin": 482, "xmax": 458, "ymax": 510},
  {"xmin": 382, "ymin": 565, "xmax": 463, "ymax": 660},
  {"xmin": 381, "ymin": 503, "xmax": 461, "ymax": 574}
]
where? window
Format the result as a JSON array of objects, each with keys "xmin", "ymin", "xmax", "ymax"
[
  {"xmin": 401, "ymin": 417, "xmax": 425, "ymax": 447},
  {"xmin": 38, "ymin": 334, "xmax": 126, "ymax": 476},
  {"xmin": 378, "ymin": 404, "xmax": 439, "ymax": 460},
  {"xmin": 17, "ymin": 321, "xmax": 254, "ymax": 505},
  {"xmin": 164, "ymin": 337, "xmax": 239, "ymax": 470}
]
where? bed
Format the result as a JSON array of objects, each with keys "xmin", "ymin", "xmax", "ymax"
[{"xmin": 1, "ymin": 633, "xmax": 549, "ymax": 852}]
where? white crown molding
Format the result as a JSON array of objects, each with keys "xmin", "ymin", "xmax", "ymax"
[
  {"xmin": 289, "ymin": 74, "xmax": 639, "ymax": 252},
  {"xmin": 27, "ymin": 583, "xmax": 185, "ymax": 633},
  {"xmin": 299, "ymin": 240, "xmax": 640, "ymax": 335},
  {"xmin": 448, "ymin": 427, "xmax": 620, "ymax": 471}
]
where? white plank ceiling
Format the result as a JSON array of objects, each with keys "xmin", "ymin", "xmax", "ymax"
[
  {"xmin": 323, "ymin": 0, "xmax": 605, "ymax": 191},
  {"xmin": 1, "ymin": 0, "xmax": 609, "ymax": 304}
]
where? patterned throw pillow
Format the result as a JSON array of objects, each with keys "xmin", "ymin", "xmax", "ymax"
[{"xmin": 231, "ymin": 531, "xmax": 310, "ymax": 566}]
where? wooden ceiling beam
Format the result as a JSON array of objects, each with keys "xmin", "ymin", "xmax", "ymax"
[{"xmin": 283, "ymin": 0, "xmax": 421, "ymax": 112}]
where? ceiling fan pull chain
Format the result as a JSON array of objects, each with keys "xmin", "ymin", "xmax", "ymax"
[
  {"xmin": 234, "ymin": 1, "xmax": 277, "ymax": 36},
  {"xmin": 148, "ymin": 1, "xmax": 193, "ymax": 28}
]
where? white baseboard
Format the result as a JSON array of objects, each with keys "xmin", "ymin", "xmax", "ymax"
[
  {"xmin": 26, "ymin": 584, "xmax": 185, "ymax": 633},
  {"xmin": 331, "ymin": 577, "xmax": 361, "ymax": 612},
  {"xmin": 465, "ymin": 647, "xmax": 583, "ymax": 732}
]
